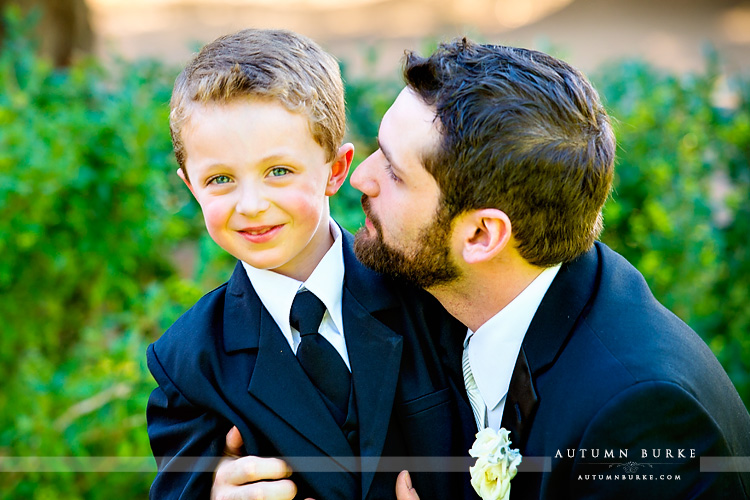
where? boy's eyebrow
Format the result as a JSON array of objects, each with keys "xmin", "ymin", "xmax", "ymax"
[
  {"xmin": 197, "ymin": 152, "xmax": 296, "ymax": 173},
  {"xmin": 257, "ymin": 153, "xmax": 294, "ymax": 165}
]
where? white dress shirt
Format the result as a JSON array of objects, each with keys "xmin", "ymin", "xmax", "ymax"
[
  {"xmin": 241, "ymin": 221, "xmax": 350, "ymax": 370},
  {"xmin": 464, "ymin": 264, "xmax": 561, "ymax": 430}
]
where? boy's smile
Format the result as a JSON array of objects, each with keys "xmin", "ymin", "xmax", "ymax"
[
  {"xmin": 179, "ymin": 97, "xmax": 351, "ymax": 281},
  {"xmin": 238, "ymin": 224, "xmax": 284, "ymax": 244}
]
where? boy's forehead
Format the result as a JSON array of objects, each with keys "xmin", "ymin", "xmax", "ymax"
[
  {"xmin": 181, "ymin": 97, "xmax": 328, "ymax": 168},
  {"xmin": 186, "ymin": 95, "xmax": 278, "ymax": 118},
  {"xmin": 183, "ymin": 97, "xmax": 312, "ymax": 136}
]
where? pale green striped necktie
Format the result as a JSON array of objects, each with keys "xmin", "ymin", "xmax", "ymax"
[{"xmin": 462, "ymin": 342, "xmax": 487, "ymax": 431}]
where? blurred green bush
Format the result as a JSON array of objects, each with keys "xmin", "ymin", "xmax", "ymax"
[
  {"xmin": 594, "ymin": 56, "xmax": 750, "ymax": 403},
  {"xmin": 1, "ymin": 7, "xmax": 748, "ymax": 498},
  {"xmin": 0, "ymin": 6, "xmax": 204, "ymax": 498}
]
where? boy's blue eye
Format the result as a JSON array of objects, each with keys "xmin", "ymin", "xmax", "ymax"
[
  {"xmin": 269, "ymin": 167, "xmax": 290, "ymax": 177},
  {"xmin": 210, "ymin": 175, "xmax": 232, "ymax": 185}
]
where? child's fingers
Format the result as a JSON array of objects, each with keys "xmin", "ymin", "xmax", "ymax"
[
  {"xmin": 222, "ymin": 456, "xmax": 293, "ymax": 485},
  {"xmin": 212, "ymin": 477, "xmax": 297, "ymax": 500}
]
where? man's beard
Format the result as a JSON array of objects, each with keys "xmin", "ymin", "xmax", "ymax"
[{"xmin": 353, "ymin": 196, "xmax": 461, "ymax": 289}]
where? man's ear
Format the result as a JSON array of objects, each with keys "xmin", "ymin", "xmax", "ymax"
[
  {"xmin": 454, "ymin": 208, "xmax": 512, "ymax": 264},
  {"xmin": 325, "ymin": 143, "xmax": 354, "ymax": 196},
  {"xmin": 176, "ymin": 168, "xmax": 198, "ymax": 199}
]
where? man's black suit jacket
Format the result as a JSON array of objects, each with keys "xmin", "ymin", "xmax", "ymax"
[
  {"xmin": 146, "ymin": 231, "xmax": 472, "ymax": 500},
  {"xmin": 440, "ymin": 242, "xmax": 750, "ymax": 499}
]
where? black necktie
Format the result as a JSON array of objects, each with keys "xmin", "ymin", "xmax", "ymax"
[{"xmin": 290, "ymin": 290, "xmax": 351, "ymax": 423}]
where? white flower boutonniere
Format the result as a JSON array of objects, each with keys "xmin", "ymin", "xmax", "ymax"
[{"xmin": 469, "ymin": 427, "xmax": 522, "ymax": 500}]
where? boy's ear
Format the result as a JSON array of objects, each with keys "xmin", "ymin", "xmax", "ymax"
[
  {"xmin": 454, "ymin": 208, "xmax": 512, "ymax": 265},
  {"xmin": 325, "ymin": 143, "xmax": 354, "ymax": 196},
  {"xmin": 176, "ymin": 168, "xmax": 197, "ymax": 199}
]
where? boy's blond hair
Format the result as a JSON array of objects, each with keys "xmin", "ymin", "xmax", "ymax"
[{"xmin": 170, "ymin": 29, "xmax": 346, "ymax": 177}]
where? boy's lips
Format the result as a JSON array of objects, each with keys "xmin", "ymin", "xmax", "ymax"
[{"xmin": 237, "ymin": 224, "xmax": 283, "ymax": 244}]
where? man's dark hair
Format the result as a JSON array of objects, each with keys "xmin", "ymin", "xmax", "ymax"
[{"xmin": 404, "ymin": 38, "xmax": 616, "ymax": 266}]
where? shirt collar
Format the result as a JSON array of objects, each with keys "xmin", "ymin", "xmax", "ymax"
[
  {"xmin": 241, "ymin": 221, "xmax": 345, "ymax": 340},
  {"xmin": 465, "ymin": 264, "xmax": 561, "ymax": 412},
  {"xmin": 302, "ymin": 222, "xmax": 344, "ymax": 335}
]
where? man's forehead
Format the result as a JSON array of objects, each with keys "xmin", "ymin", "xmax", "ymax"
[
  {"xmin": 383, "ymin": 88, "xmax": 437, "ymax": 126},
  {"xmin": 379, "ymin": 88, "xmax": 441, "ymax": 162}
]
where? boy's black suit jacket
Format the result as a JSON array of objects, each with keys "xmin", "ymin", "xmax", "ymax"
[
  {"xmin": 146, "ymin": 230, "xmax": 474, "ymax": 500},
  {"xmin": 436, "ymin": 242, "xmax": 750, "ymax": 499}
]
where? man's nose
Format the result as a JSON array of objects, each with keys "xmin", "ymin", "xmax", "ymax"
[{"xmin": 350, "ymin": 154, "xmax": 380, "ymax": 197}]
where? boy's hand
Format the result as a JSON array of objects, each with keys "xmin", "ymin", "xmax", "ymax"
[
  {"xmin": 211, "ymin": 426, "xmax": 298, "ymax": 500},
  {"xmin": 395, "ymin": 470, "xmax": 421, "ymax": 500}
]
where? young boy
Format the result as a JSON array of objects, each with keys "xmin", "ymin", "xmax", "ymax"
[{"xmin": 146, "ymin": 29, "xmax": 471, "ymax": 499}]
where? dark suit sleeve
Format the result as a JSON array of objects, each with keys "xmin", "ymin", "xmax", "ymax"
[
  {"xmin": 146, "ymin": 343, "xmax": 232, "ymax": 500},
  {"xmin": 570, "ymin": 381, "xmax": 748, "ymax": 499}
]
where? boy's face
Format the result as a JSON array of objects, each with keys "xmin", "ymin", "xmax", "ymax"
[{"xmin": 179, "ymin": 98, "xmax": 351, "ymax": 281}]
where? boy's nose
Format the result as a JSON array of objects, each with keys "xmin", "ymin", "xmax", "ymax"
[
  {"xmin": 235, "ymin": 184, "xmax": 271, "ymax": 216},
  {"xmin": 350, "ymin": 155, "xmax": 379, "ymax": 197}
]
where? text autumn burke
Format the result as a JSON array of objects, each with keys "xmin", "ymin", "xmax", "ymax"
[{"xmin": 555, "ymin": 449, "xmax": 697, "ymax": 459}]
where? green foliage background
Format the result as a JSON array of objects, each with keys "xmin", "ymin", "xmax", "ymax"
[{"xmin": 1, "ymin": 8, "xmax": 748, "ymax": 498}]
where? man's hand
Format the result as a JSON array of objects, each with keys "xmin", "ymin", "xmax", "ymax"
[
  {"xmin": 211, "ymin": 426, "xmax": 297, "ymax": 500},
  {"xmin": 395, "ymin": 470, "xmax": 421, "ymax": 500}
]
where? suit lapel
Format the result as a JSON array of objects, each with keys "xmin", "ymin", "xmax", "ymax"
[
  {"xmin": 501, "ymin": 348, "xmax": 537, "ymax": 448},
  {"xmin": 247, "ymin": 308, "xmax": 356, "ymax": 462},
  {"xmin": 222, "ymin": 262, "xmax": 355, "ymax": 466},
  {"xmin": 501, "ymin": 245, "xmax": 600, "ymax": 448},
  {"xmin": 222, "ymin": 262, "xmax": 261, "ymax": 352},
  {"xmin": 437, "ymin": 313, "xmax": 468, "ymax": 405},
  {"xmin": 341, "ymin": 231, "xmax": 404, "ymax": 499}
]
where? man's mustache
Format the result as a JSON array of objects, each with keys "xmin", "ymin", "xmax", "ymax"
[{"xmin": 360, "ymin": 194, "xmax": 383, "ymax": 234}]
